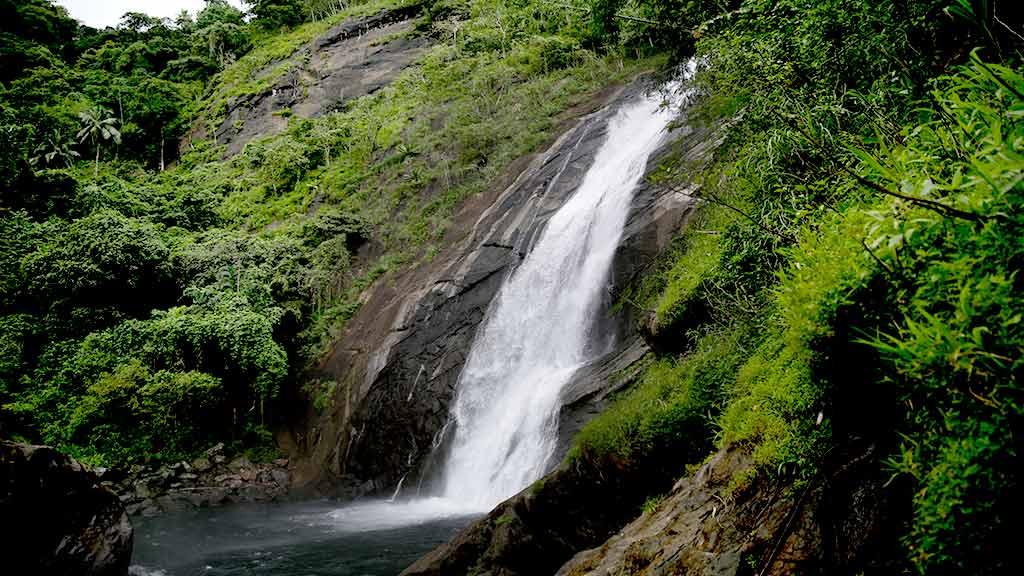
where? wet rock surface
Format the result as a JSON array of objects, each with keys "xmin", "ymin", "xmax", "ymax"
[
  {"xmin": 404, "ymin": 442, "xmax": 903, "ymax": 576},
  {"xmin": 111, "ymin": 443, "xmax": 293, "ymax": 516},
  {"xmin": 296, "ymin": 79, "xmax": 701, "ymax": 498},
  {"xmin": 1, "ymin": 440, "xmax": 133, "ymax": 575},
  {"xmin": 401, "ymin": 445, "xmax": 685, "ymax": 576},
  {"xmin": 204, "ymin": 3, "xmax": 430, "ymax": 156},
  {"xmin": 555, "ymin": 337, "xmax": 650, "ymax": 460},
  {"xmin": 399, "ymin": 95, "xmax": 732, "ymax": 576}
]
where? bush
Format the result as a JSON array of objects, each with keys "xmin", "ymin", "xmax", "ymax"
[
  {"xmin": 573, "ymin": 323, "xmax": 756, "ymax": 466},
  {"xmin": 22, "ymin": 209, "xmax": 175, "ymax": 318},
  {"xmin": 66, "ymin": 360, "xmax": 224, "ymax": 464}
]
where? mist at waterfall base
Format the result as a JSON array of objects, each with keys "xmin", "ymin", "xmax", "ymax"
[
  {"xmin": 130, "ymin": 78, "xmax": 687, "ymax": 575},
  {"xmin": 130, "ymin": 498, "xmax": 477, "ymax": 575}
]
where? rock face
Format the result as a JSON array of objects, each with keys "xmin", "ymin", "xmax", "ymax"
[
  {"xmin": 556, "ymin": 444, "xmax": 906, "ymax": 576},
  {"xmin": 201, "ymin": 3, "xmax": 430, "ymax": 156},
  {"xmin": 398, "ymin": 95, "xmax": 731, "ymax": 576},
  {"xmin": 401, "ymin": 444, "xmax": 687, "ymax": 576},
  {"xmin": 295, "ymin": 80, "xmax": 713, "ymax": 498},
  {"xmin": 404, "ymin": 442, "xmax": 904, "ymax": 576},
  {"xmin": 0, "ymin": 441, "xmax": 133, "ymax": 575}
]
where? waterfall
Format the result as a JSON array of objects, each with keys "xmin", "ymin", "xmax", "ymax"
[{"xmin": 438, "ymin": 82, "xmax": 684, "ymax": 509}]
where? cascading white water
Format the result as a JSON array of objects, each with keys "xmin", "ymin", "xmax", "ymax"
[
  {"xmin": 438, "ymin": 83, "xmax": 685, "ymax": 510},
  {"xmin": 184, "ymin": 81, "xmax": 694, "ymax": 546}
]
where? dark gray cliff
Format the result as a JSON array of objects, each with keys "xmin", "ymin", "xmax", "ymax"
[
  {"xmin": 0, "ymin": 441, "xmax": 133, "ymax": 575},
  {"xmin": 294, "ymin": 79, "xmax": 703, "ymax": 497},
  {"xmin": 195, "ymin": 4, "xmax": 430, "ymax": 157}
]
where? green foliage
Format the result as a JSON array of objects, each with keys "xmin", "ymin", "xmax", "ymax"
[
  {"xmin": 303, "ymin": 378, "xmax": 338, "ymax": 413},
  {"xmin": 0, "ymin": 0, "xmax": 76, "ymax": 82},
  {"xmin": 641, "ymin": 493, "xmax": 664, "ymax": 515},
  {"xmin": 0, "ymin": 314, "xmax": 34, "ymax": 401},
  {"xmin": 0, "ymin": 0, "xmax": 646, "ymax": 467},
  {"xmin": 0, "ymin": 211, "xmax": 37, "ymax": 305},
  {"xmin": 0, "ymin": 0, "xmax": 251, "ymax": 177},
  {"xmin": 651, "ymin": 219, "xmax": 722, "ymax": 331},
  {"xmin": 577, "ymin": 1, "xmax": 1022, "ymax": 573},
  {"xmin": 854, "ymin": 57, "xmax": 1023, "ymax": 574},
  {"xmin": 21, "ymin": 209, "xmax": 174, "ymax": 323},
  {"xmin": 6, "ymin": 292, "xmax": 287, "ymax": 465},
  {"xmin": 65, "ymin": 360, "xmax": 224, "ymax": 464},
  {"xmin": 588, "ymin": 0, "xmax": 723, "ymax": 50},
  {"xmin": 572, "ymin": 324, "xmax": 755, "ymax": 467},
  {"xmin": 251, "ymin": 0, "xmax": 306, "ymax": 30}
]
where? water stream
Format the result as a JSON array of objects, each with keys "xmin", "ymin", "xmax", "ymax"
[
  {"xmin": 438, "ymin": 83, "xmax": 681, "ymax": 509},
  {"xmin": 131, "ymin": 80, "xmax": 683, "ymax": 575}
]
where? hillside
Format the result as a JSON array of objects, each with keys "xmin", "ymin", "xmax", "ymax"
[
  {"xmin": 2, "ymin": 0, "xmax": 1023, "ymax": 574},
  {"xmin": 1, "ymin": 0, "xmax": 648, "ymax": 466}
]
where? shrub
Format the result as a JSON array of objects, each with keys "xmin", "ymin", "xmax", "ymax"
[
  {"xmin": 65, "ymin": 360, "xmax": 224, "ymax": 464},
  {"xmin": 573, "ymin": 323, "xmax": 756, "ymax": 467}
]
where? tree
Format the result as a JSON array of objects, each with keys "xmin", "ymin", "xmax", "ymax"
[
  {"xmin": 0, "ymin": 0, "xmax": 78, "ymax": 82},
  {"xmin": 249, "ymin": 0, "xmax": 305, "ymax": 30},
  {"xmin": 21, "ymin": 208, "xmax": 175, "ymax": 323},
  {"xmin": 308, "ymin": 114, "xmax": 350, "ymax": 167},
  {"xmin": 29, "ymin": 131, "xmax": 79, "ymax": 168},
  {"xmin": 305, "ymin": 0, "xmax": 348, "ymax": 22},
  {"xmin": 76, "ymin": 106, "xmax": 120, "ymax": 177},
  {"xmin": 194, "ymin": 0, "xmax": 249, "ymax": 69}
]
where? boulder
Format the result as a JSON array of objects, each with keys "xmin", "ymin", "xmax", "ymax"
[
  {"xmin": 0, "ymin": 440, "xmax": 133, "ymax": 575},
  {"xmin": 132, "ymin": 480, "xmax": 153, "ymax": 500},
  {"xmin": 402, "ymin": 441, "xmax": 685, "ymax": 576},
  {"xmin": 227, "ymin": 456, "xmax": 252, "ymax": 472},
  {"xmin": 182, "ymin": 487, "xmax": 229, "ymax": 509},
  {"xmin": 271, "ymin": 469, "xmax": 290, "ymax": 486},
  {"xmin": 154, "ymin": 495, "xmax": 192, "ymax": 514}
]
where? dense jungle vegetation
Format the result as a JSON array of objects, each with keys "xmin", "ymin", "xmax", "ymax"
[
  {"xmin": 0, "ymin": 0, "xmax": 644, "ymax": 465},
  {"xmin": 1, "ymin": 0, "xmax": 1021, "ymax": 572},
  {"xmin": 572, "ymin": 0, "xmax": 1023, "ymax": 573}
]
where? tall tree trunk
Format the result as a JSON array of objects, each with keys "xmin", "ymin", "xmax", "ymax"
[
  {"xmin": 94, "ymin": 143, "xmax": 100, "ymax": 178},
  {"xmin": 160, "ymin": 129, "xmax": 165, "ymax": 172}
]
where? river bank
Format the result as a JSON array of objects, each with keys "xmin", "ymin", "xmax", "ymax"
[{"xmin": 102, "ymin": 443, "xmax": 294, "ymax": 517}]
